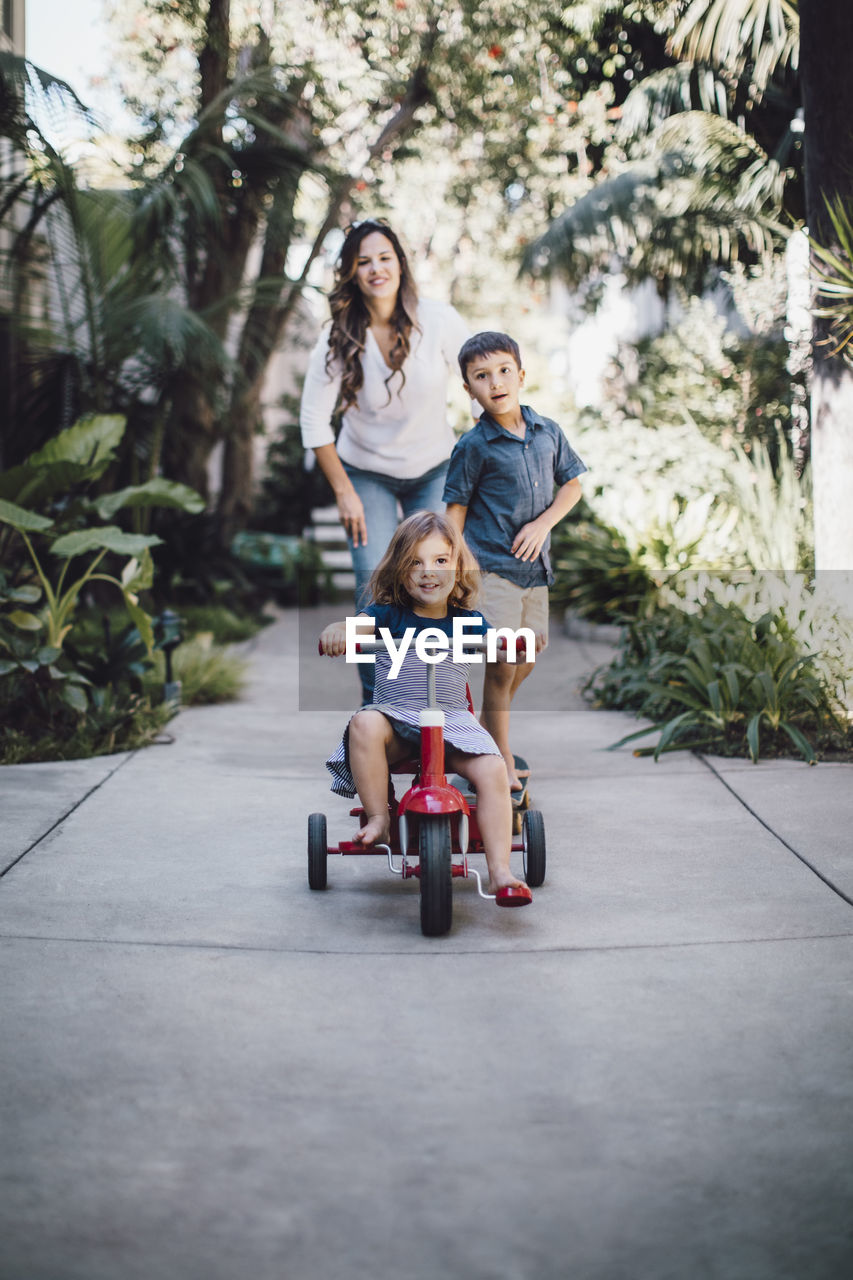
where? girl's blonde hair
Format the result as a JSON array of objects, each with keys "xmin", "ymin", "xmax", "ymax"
[{"xmin": 368, "ymin": 512, "xmax": 479, "ymax": 611}]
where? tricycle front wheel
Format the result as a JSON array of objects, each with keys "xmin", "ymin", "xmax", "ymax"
[
  {"xmin": 308, "ymin": 812, "xmax": 328, "ymax": 890},
  {"xmin": 419, "ymin": 815, "xmax": 452, "ymax": 937}
]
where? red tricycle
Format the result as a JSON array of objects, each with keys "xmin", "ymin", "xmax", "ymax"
[{"xmin": 307, "ymin": 633, "xmax": 546, "ymax": 937}]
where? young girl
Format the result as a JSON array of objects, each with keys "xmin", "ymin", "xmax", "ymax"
[{"xmin": 319, "ymin": 512, "xmax": 531, "ymax": 902}]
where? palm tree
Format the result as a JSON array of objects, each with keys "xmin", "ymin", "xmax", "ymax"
[
  {"xmin": 797, "ymin": 0, "xmax": 853, "ymax": 573},
  {"xmin": 678, "ymin": 0, "xmax": 853, "ymax": 571},
  {"xmin": 523, "ymin": 0, "xmax": 800, "ymax": 288},
  {"xmin": 0, "ymin": 52, "xmax": 230, "ymax": 489}
]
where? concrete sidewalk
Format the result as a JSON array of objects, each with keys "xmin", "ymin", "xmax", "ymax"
[{"xmin": 1, "ymin": 607, "xmax": 852, "ymax": 1280}]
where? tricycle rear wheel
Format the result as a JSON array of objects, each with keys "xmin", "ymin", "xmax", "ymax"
[
  {"xmin": 522, "ymin": 809, "xmax": 546, "ymax": 887},
  {"xmin": 419, "ymin": 815, "xmax": 452, "ymax": 937},
  {"xmin": 308, "ymin": 812, "xmax": 328, "ymax": 890}
]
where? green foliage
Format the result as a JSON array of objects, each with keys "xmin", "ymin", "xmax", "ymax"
[
  {"xmin": 0, "ymin": 691, "xmax": 172, "ymax": 765},
  {"xmin": 0, "ymin": 514, "xmax": 157, "ymax": 653},
  {"xmin": 253, "ymin": 397, "xmax": 333, "ymax": 537},
  {"xmin": 0, "ymin": 414, "xmax": 203, "ymax": 661},
  {"xmin": 174, "ymin": 604, "xmax": 268, "ymax": 645},
  {"xmin": 587, "ymin": 596, "xmax": 850, "ymax": 763},
  {"xmin": 148, "ymin": 511, "xmax": 269, "ymax": 610},
  {"xmin": 550, "ymin": 510, "xmax": 660, "ymax": 623},
  {"xmin": 0, "ymin": 413, "xmax": 206, "ymax": 756},
  {"xmin": 601, "ymin": 292, "xmax": 805, "ymax": 461},
  {"xmin": 229, "ymin": 530, "xmax": 330, "ymax": 605},
  {"xmin": 524, "ymin": 113, "xmax": 787, "ymax": 289},
  {"xmin": 811, "ymin": 195, "xmax": 853, "ymax": 367},
  {"xmin": 524, "ymin": 0, "xmax": 802, "ymax": 287},
  {"xmin": 569, "ymin": 414, "xmax": 809, "ymax": 575},
  {"xmin": 146, "ymin": 636, "xmax": 248, "ymax": 706},
  {"xmin": 64, "ymin": 618, "xmax": 155, "ymax": 695},
  {"xmin": 671, "ymin": 0, "xmax": 799, "ymax": 93},
  {"xmin": 558, "ymin": 292, "xmax": 814, "ymax": 599}
]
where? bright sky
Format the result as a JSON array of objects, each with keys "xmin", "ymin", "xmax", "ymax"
[{"xmin": 25, "ymin": 0, "xmax": 114, "ymax": 114}]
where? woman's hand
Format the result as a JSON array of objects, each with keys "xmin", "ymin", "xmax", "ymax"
[
  {"xmin": 312, "ymin": 444, "xmax": 368, "ymax": 548},
  {"xmin": 336, "ymin": 487, "xmax": 368, "ymax": 548},
  {"xmin": 319, "ymin": 621, "xmax": 349, "ymax": 656}
]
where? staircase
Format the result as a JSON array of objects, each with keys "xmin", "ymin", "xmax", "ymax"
[{"xmin": 304, "ymin": 505, "xmax": 356, "ymax": 599}]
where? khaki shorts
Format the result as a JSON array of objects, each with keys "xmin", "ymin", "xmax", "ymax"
[{"xmin": 477, "ymin": 573, "xmax": 549, "ymax": 643}]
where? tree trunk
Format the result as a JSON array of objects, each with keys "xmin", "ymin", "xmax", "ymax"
[
  {"xmin": 799, "ymin": 0, "xmax": 853, "ymax": 574},
  {"xmin": 215, "ymin": 24, "xmax": 439, "ymax": 543},
  {"xmin": 164, "ymin": 376, "xmax": 221, "ymax": 501}
]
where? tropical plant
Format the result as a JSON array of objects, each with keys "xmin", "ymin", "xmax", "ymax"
[
  {"xmin": 145, "ymin": 635, "xmax": 248, "ymax": 706},
  {"xmin": 810, "ymin": 195, "xmax": 853, "ymax": 366},
  {"xmin": 64, "ymin": 617, "xmax": 155, "ymax": 697},
  {"xmin": 0, "ymin": 414, "xmax": 202, "ymax": 731},
  {"xmin": 0, "ymin": 54, "xmax": 232, "ymax": 482},
  {"xmin": 588, "ymin": 596, "xmax": 849, "ymax": 762},
  {"xmin": 0, "ymin": 498, "xmax": 158, "ymax": 654},
  {"xmin": 0, "ymin": 413, "xmax": 202, "ymax": 643},
  {"xmin": 523, "ymin": 110, "xmax": 790, "ymax": 289},
  {"xmin": 550, "ymin": 512, "xmax": 660, "ymax": 623},
  {"xmin": 522, "ymin": 0, "xmax": 802, "ymax": 288}
]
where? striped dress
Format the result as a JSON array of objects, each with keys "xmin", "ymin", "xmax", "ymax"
[{"xmin": 325, "ymin": 603, "xmax": 502, "ymax": 798}]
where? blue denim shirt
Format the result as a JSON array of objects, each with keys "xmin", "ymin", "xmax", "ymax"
[{"xmin": 442, "ymin": 405, "xmax": 586, "ymax": 587}]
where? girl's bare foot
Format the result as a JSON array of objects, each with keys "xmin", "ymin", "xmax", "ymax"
[
  {"xmin": 487, "ymin": 869, "xmax": 529, "ymax": 895},
  {"xmin": 353, "ymin": 813, "xmax": 391, "ymax": 846}
]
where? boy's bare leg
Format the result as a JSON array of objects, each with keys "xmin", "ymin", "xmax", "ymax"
[
  {"xmin": 448, "ymin": 751, "xmax": 526, "ymax": 893},
  {"xmin": 480, "ymin": 660, "xmax": 535, "ymax": 790},
  {"xmin": 348, "ymin": 710, "xmax": 408, "ymax": 844}
]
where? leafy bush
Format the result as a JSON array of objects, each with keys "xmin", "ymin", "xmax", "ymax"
[
  {"xmin": 0, "ymin": 691, "xmax": 172, "ymax": 764},
  {"xmin": 557, "ymin": 277, "xmax": 813, "ymax": 614},
  {"xmin": 74, "ymin": 602, "xmax": 268, "ymax": 650},
  {"xmin": 550, "ymin": 511, "xmax": 659, "ymax": 623},
  {"xmin": 572, "ymin": 412, "xmax": 810, "ymax": 574},
  {"xmin": 148, "ymin": 511, "xmax": 263, "ymax": 611},
  {"xmin": 0, "ymin": 414, "xmax": 205, "ymax": 761},
  {"xmin": 145, "ymin": 636, "xmax": 248, "ymax": 706},
  {"xmin": 602, "ymin": 291, "xmax": 805, "ymax": 463},
  {"xmin": 171, "ymin": 603, "xmax": 268, "ymax": 645},
  {"xmin": 586, "ymin": 597, "xmax": 851, "ymax": 763},
  {"xmin": 253, "ymin": 397, "xmax": 333, "ymax": 536},
  {"xmin": 229, "ymin": 529, "xmax": 331, "ymax": 604}
]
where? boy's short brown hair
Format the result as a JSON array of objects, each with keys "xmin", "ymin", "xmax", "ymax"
[{"xmin": 458, "ymin": 331, "xmax": 522, "ymax": 382}]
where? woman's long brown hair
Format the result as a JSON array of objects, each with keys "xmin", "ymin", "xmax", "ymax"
[
  {"xmin": 325, "ymin": 220, "xmax": 420, "ymax": 412},
  {"xmin": 367, "ymin": 512, "xmax": 480, "ymax": 612}
]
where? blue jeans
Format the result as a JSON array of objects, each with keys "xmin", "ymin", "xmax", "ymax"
[
  {"xmin": 344, "ymin": 459, "xmax": 450, "ymax": 609},
  {"xmin": 343, "ymin": 458, "xmax": 449, "ymax": 700}
]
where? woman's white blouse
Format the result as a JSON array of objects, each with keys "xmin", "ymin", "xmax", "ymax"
[{"xmin": 299, "ymin": 298, "xmax": 471, "ymax": 480}]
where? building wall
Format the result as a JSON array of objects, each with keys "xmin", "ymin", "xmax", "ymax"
[{"xmin": 1, "ymin": 0, "xmax": 26, "ymax": 52}]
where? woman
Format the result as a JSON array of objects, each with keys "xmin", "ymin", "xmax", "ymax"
[{"xmin": 300, "ymin": 219, "xmax": 472, "ymax": 613}]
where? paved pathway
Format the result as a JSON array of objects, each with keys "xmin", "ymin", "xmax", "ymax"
[{"xmin": 1, "ymin": 607, "xmax": 852, "ymax": 1280}]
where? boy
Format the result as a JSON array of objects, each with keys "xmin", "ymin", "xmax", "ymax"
[{"xmin": 443, "ymin": 332, "xmax": 586, "ymax": 792}]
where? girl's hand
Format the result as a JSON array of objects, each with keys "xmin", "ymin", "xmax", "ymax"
[
  {"xmin": 511, "ymin": 516, "xmax": 550, "ymax": 562},
  {"xmin": 495, "ymin": 632, "xmax": 546, "ymax": 662},
  {"xmin": 319, "ymin": 622, "xmax": 349, "ymax": 656},
  {"xmin": 336, "ymin": 489, "xmax": 367, "ymax": 548}
]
